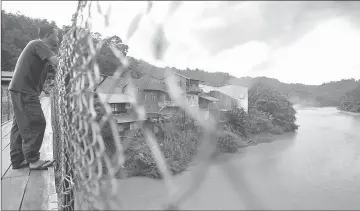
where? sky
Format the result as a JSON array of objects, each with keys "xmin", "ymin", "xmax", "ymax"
[{"xmin": 3, "ymin": 1, "xmax": 360, "ymax": 85}]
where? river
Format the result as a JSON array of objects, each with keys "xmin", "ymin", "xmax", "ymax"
[
  {"xmin": 224, "ymin": 107, "xmax": 360, "ymax": 210},
  {"xmin": 85, "ymin": 107, "xmax": 360, "ymax": 210}
]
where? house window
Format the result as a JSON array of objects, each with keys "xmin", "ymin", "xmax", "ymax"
[
  {"xmin": 151, "ymin": 93, "xmax": 156, "ymax": 101},
  {"xmin": 110, "ymin": 103, "xmax": 127, "ymax": 114},
  {"xmin": 118, "ymin": 123, "xmax": 130, "ymax": 132}
]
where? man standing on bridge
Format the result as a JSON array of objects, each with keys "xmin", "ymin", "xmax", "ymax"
[{"xmin": 8, "ymin": 25, "xmax": 59, "ymax": 170}]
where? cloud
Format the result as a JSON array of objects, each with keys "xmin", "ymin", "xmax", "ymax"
[
  {"xmin": 201, "ymin": 41, "xmax": 270, "ymax": 76},
  {"xmin": 88, "ymin": 1, "xmax": 146, "ymax": 39},
  {"xmin": 119, "ymin": 1, "xmax": 360, "ymax": 85},
  {"xmin": 262, "ymin": 18, "xmax": 360, "ymax": 84},
  {"xmin": 188, "ymin": 1, "xmax": 360, "ymax": 54},
  {"xmin": 124, "ymin": 2, "xmax": 211, "ymax": 66},
  {"xmin": 2, "ymin": 1, "xmax": 77, "ymax": 27}
]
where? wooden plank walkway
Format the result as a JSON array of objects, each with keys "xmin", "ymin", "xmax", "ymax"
[{"xmin": 1, "ymin": 97, "xmax": 58, "ymax": 210}]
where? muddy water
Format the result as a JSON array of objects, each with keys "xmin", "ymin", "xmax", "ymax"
[{"xmin": 79, "ymin": 107, "xmax": 360, "ymax": 210}]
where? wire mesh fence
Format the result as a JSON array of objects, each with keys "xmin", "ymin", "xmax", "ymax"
[
  {"xmin": 1, "ymin": 86, "xmax": 13, "ymax": 124},
  {"xmin": 51, "ymin": 1, "xmax": 256, "ymax": 210}
]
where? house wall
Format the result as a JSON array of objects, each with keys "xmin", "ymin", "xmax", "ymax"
[
  {"xmin": 209, "ymin": 91, "xmax": 237, "ymax": 110},
  {"xmin": 199, "ymin": 98, "xmax": 218, "ymax": 110},
  {"xmin": 174, "ymin": 75, "xmax": 187, "ymax": 91},
  {"xmin": 188, "ymin": 79, "xmax": 200, "ymax": 89},
  {"xmin": 189, "ymin": 79, "xmax": 199, "ymax": 86},
  {"xmin": 174, "ymin": 76, "xmax": 200, "ymax": 91},
  {"xmin": 136, "ymin": 90, "xmax": 169, "ymax": 113},
  {"xmin": 186, "ymin": 94, "xmax": 199, "ymax": 106},
  {"xmin": 199, "ymin": 97, "xmax": 210, "ymax": 110},
  {"xmin": 168, "ymin": 75, "xmax": 202, "ymax": 107},
  {"xmin": 237, "ymin": 92, "xmax": 248, "ymax": 113},
  {"xmin": 199, "ymin": 84, "xmax": 248, "ymax": 113},
  {"xmin": 143, "ymin": 90, "xmax": 161, "ymax": 113},
  {"xmin": 108, "ymin": 104, "xmax": 142, "ymax": 133},
  {"xmin": 117, "ymin": 121, "xmax": 142, "ymax": 134},
  {"xmin": 160, "ymin": 107, "xmax": 181, "ymax": 114}
]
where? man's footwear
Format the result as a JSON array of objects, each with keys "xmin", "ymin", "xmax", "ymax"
[
  {"xmin": 29, "ymin": 160, "xmax": 55, "ymax": 170},
  {"xmin": 12, "ymin": 160, "xmax": 29, "ymax": 169}
]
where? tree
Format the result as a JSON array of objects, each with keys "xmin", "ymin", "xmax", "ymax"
[
  {"xmin": 339, "ymin": 81, "xmax": 360, "ymax": 113},
  {"xmin": 248, "ymin": 83, "xmax": 298, "ymax": 131}
]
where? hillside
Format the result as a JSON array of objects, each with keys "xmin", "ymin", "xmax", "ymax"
[{"xmin": 230, "ymin": 77, "xmax": 359, "ymax": 107}]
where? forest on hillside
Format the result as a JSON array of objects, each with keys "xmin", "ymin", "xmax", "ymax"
[{"xmin": 2, "ymin": 10, "xmax": 359, "ymax": 110}]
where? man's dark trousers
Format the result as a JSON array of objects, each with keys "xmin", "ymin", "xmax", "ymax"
[{"xmin": 9, "ymin": 90, "xmax": 46, "ymax": 165}]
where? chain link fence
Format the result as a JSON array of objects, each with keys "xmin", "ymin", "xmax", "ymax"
[
  {"xmin": 1, "ymin": 86, "xmax": 13, "ymax": 124},
  {"xmin": 51, "ymin": 1, "xmax": 257, "ymax": 210}
]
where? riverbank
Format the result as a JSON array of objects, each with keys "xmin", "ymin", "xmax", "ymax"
[
  {"xmin": 119, "ymin": 130, "xmax": 295, "ymax": 179},
  {"xmin": 239, "ymin": 132, "xmax": 294, "ymax": 148},
  {"xmin": 337, "ymin": 107, "xmax": 360, "ymax": 115},
  {"xmin": 203, "ymin": 131, "xmax": 297, "ymax": 167}
]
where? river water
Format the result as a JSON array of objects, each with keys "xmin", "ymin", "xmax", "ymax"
[
  {"xmin": 225, "ymin": 107, "xmax": 360, "ymax": 210},
  {"xmin": 105, "ymin": 107, "xmax": 360, "ymax": 210}
]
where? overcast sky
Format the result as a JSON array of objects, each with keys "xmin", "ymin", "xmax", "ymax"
[{"xmin": 3, "ymin": 1, "xmax": 360, "ymax": 85}]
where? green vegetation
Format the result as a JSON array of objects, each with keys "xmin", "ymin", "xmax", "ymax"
[
  {"xmin": 123, "ymin": 124, "xmax": 200, "ymax": 179},
  {"xmin": 339, "ymin": 82, "xmax": 360, "ymax": 113}
]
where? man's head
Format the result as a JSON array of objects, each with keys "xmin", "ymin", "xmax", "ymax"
[{"xmin": 38, "ymin": 25, "xmax": 59, "ymax": 48}]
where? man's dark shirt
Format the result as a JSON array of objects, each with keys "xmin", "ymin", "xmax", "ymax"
[{"xmin": 9, "ymin": 40, "xmax": 55, "ymax": 96}]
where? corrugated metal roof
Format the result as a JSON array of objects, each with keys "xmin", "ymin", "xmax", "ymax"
[
  {"xmin": 98, "ymin": 74, "xmax": 167, "ymax": 93},
  {"xmin": 133, "ymin": 75, "xmax": 166, "ymax": 92},
  {"xmin": 97, "ymin": 76, "xmax": 128, "ymax": 94},
  {"xmin": 199, "ymin": 95, "xmax": 219, "ymax": 102},
  {"xmin": 200, "ymin": 84, "xmax": 247, "ymax": 100}
]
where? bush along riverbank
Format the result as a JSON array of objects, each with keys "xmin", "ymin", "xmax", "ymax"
[
  {"xmin": 98, "ymin": 82, "xmax": 299, "ymax": 179},
  {"xmin": 220, "ymin": 83, "xmax": 299, "ymax": 149},
  {"xmin": 338, "ymin": 82, "xmax": 360, "ymax": 113}
]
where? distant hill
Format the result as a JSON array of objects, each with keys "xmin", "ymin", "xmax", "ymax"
[
  {"xmin": 130, "ymin": 58, "xmax": 359, "ymax": 107},
  {"xmin": 229, "ymin": 77, "xmax": 360, "ymax": 107}
]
